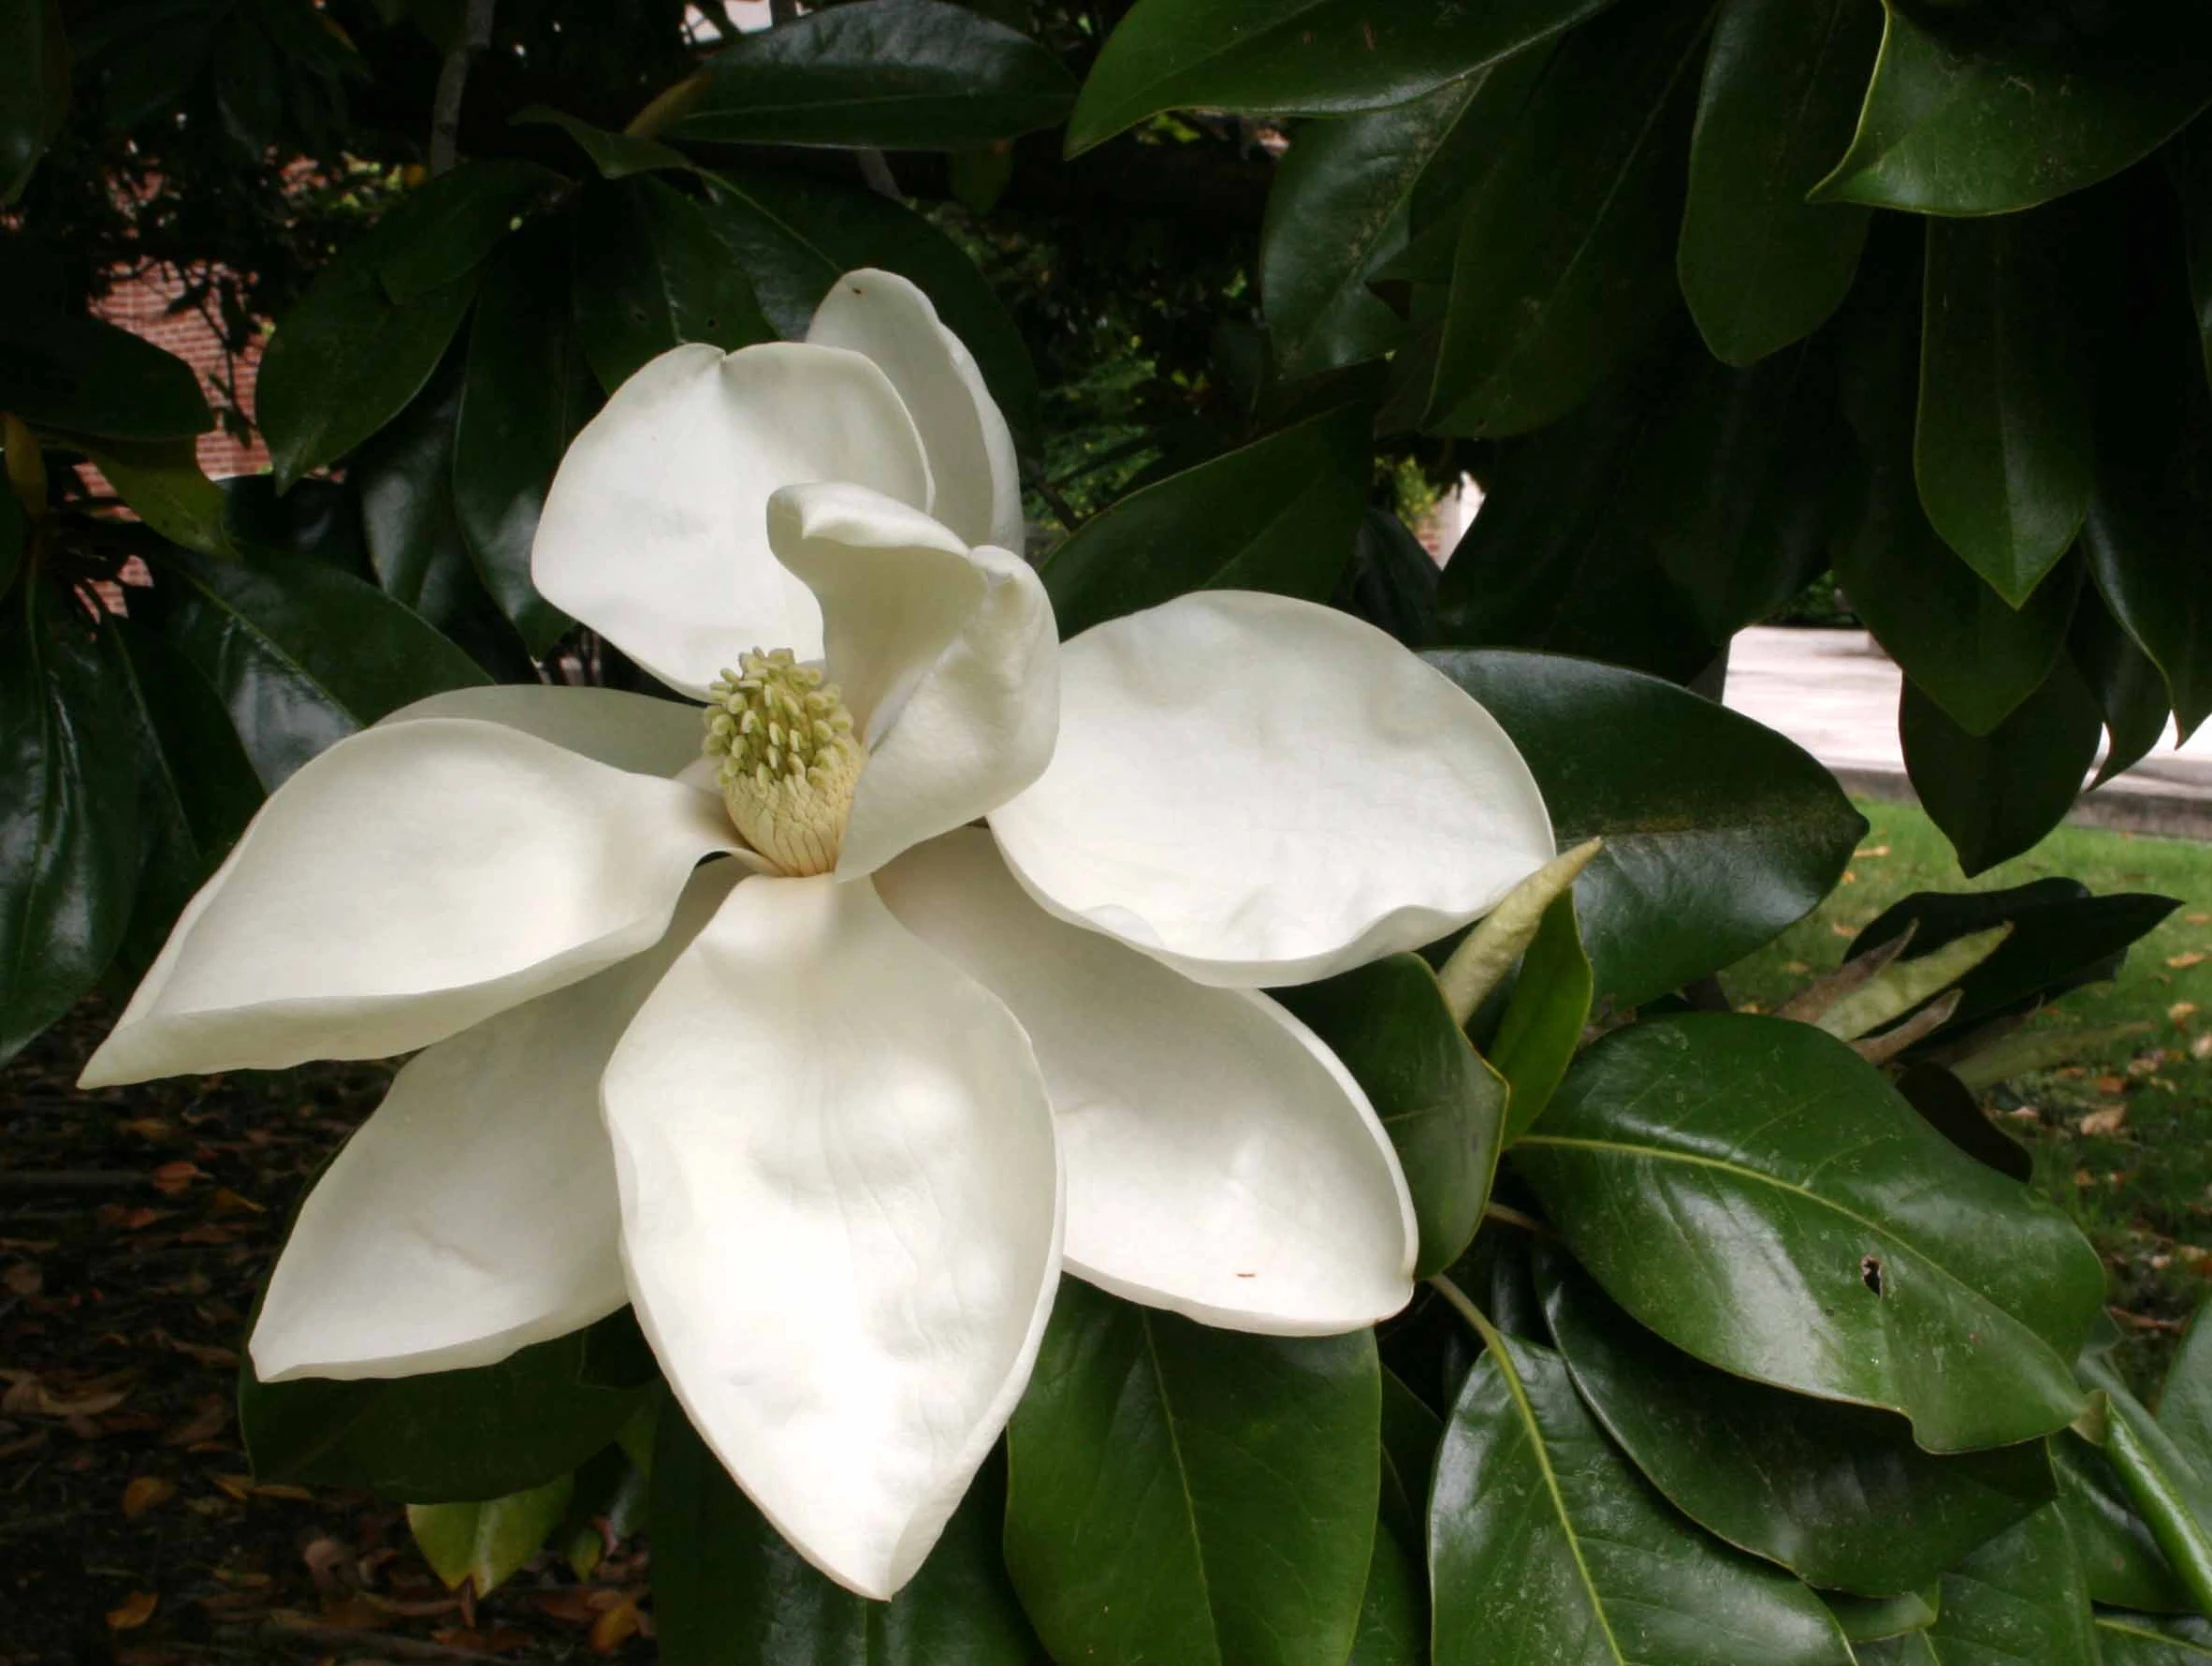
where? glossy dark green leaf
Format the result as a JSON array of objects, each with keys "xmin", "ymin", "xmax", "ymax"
[
  {"xmin": 1424, "ymin": 650, "xmax": 1863, "ymax": 1008},
  {"xmin": 1824, "ymin": 1588, "xmax": 1938, "ymax": 1644},
  {"xmin": 2177, "ymin": 121, "xmax": 2212, "ymax": 390},
  {"xmin": 1627, "ymin": 341, "xmax": 1841, "ymax": 644},
  {"xmin": 1379, "ymin": 1367, "xmax": 1442, "ymax": 1546},
  {"xmin": 1423, "ymin": 0, "xmax": 1707, "ymax": 439},
  {"xmin": 1429, "ymin": 1326, "xmax": 1852, "ymax": 1666},
  {"xmin": 1514, "ymin": 1013, "xmax": 2105, "ymax": 1451},
  {"xmin": 257, "ymin": 163, "xmax": 563, "ymax": 490},
  {"xmin": 513, "ymin": 105, "xmax": 688, "ymax": 179},
  {"xmin": 2081, "ymin": 373, "xmax": 2212, "ymax": 742},
  {"xmin": 2161, "ymin": 1304, "xmax": 2212, "ymax": 1472},
  {"xmin": 258, "ymin": 256, "xmax": 481, "ymax": 492},
  {"xmin": 1915, "ymin": 213, "xmax": 2093, "ymax": 606},
  {"xmin": 159, "ymin": 540, "xmax": 487, "ymax": 788},
  {"xmin": 698, "ymin": 168, "xmax": 1038, "ymax": 457},
  {"xmin": 2098, "ymin": 1613, "xmax": 2212, "ymax": 1665},
  {"xmin": 573, "ymin": 177, "xmax": 775, "ymax": 395},
  {"xmin": 1377, "ymin": 45, "xmax": 1561, "ymax": 289},
  {"xmin": 1041, "ymin": 401, "xmax": 1369, "ymax": 637},
  {"xmin": 0, "ymin": 312, "xmax": 212, "ymax": 441},
  {"xmin": 452, "ymin": 221, "xmax": 592, "ymax": 656},
  {"xmin": 351, "ymin": 359, "xmax": 535, "ymax": 681},
  {"xmin": 1260, "ymin": 84, "xmax": 1475, "ymax": 380},
  {"xmin": 1, "ymin": 0, "xmax": 68, "ymax": 203},
  {"xmin": 672, "ymin": 0, "xmax": 1074, "ymax": 150},
  {"xmin": 2055, "ymin": 1433, "xmax": 2192, "ymax": 1614},
  {"xmin": 409, "ymin": 1475, "xmax": 573, "ymax": 1596},
  {"xmin": 1829, "ymin": 226, "xmax": 2081, "ymax": 736},
  {"xmin": 0, "ymin": 583, "xmax": 141, "ymax": 1061},
  {"xmin": 1811, "ymin": 6, "xmax": 2212, "ymax": 216},
  {"xmin": 1536, "ymin": 1247, "xmax": 2052, "ymax": 1596},
  {"xmin": 240, "ymin": 1323, "xmax": 646, "ymax": 1502},
  {"xmin": 1678, "ymin": 0, "xmax": 1879, "ymax": 367},
  {"xmin": 372, "ymin": 161, "xmax": 569, "ymax": 307},
  {"xmin": 104, "ymin": 616, "xmax": 263, "ymax": 981},
  {"xmin": 2083, "ymin": 1352, "xmax": 2212, "ymax": 1621},
  {"xmin": 1900, "ymin": 660, "xmax": 2104, "ymax": 876},
  {"xmin": 64, "ymin": 434, "xmax": 232, "ymax": 556},
  {"xmin": 1277, "ymin": 955, "xmax": 1506, "ymax": 1279},
  {"xmin": 1893, "ymin": 1064, "xmax": 2034, "ymax": 1184},
  {"xmin": 1348, "ymin": 1524, "xmax": 1423, "ymax": 1666},
  {"xmin": 1338, "ymin": 507, "xmax": 1440, "ymax": 648},
  {"xmin": 2074, "ymin": 584, "xmax": 2175, "ymax": 788},
  {"xmin": 1491, "ymin": 891, "xmax": 1589, "ymax": 1143},
  {"xmin": 652, "ymin": 1410, "xmax": 1045, "ymax": 1664},
  {"xmin": 0, "ymin": 470, "xmax": 20, "ymax": 600},
  {"xmin": 1429, "ymin": 352, "xmax": 1717, "ymax": 682},
  {"xmin": 1849, "ymin": 880, "xmax": 2179, "ymax": 1041},
  {"xmin": 1064, "ymin": 0, "xmax": 1617, "ymax": 154},
  {"xmin": 1005, "ymin": 1278, "xmax": 1379, "ymax": 1666},
  {"xmin": 1856, "ymin": 1634, "xmax": 1937, "ymax": 1666},
  {"xmin": 1915, "ymin": 1504, "xmax": 2099, "ymax": 1665}
]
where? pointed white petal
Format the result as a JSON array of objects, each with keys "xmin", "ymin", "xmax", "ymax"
[
  {"xmin": 603, "ymin": 873, "xmax": 1061, "ymax": 1600},
  {"xmin": 250, "ymin": 866, "xmax": 744, "ymax": 1383},
  {"xmin": 766, "ymin": 483, "xmax": 1056, "ymax": 878},
  {"xmin": 384, "ymin": 685, "xmax": 706, "ymax": 777},
  {"xmin": 531, "ymin": 342, "xmax": 933, "ymax": 695},
  {"xmin": 988, "ymin": 591, "xmax": 1557, "ymax": 987},
  {"xmin": 80, "ymin": 719, "xmax": 740, "ymax": 1086},
  {"xmin": 879, "ymin": 830, "xmax": 1415, "ymax": 1335},
  {"xmin": 807, "ymin": 269, "xmax": 1022, "ymax": 554}
]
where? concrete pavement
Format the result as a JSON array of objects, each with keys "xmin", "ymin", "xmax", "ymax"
[{"xmin": 1722, "ymin": 627, "xmax": 2212, "ymax": 840}]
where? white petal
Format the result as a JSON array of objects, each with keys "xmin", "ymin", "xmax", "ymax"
[
  {"xmin": 987, "ymin": 592, "xmax": 1557, "ymax": 987},
  {"xmin": 602, "ymin": 873, "xmax": 1062, "ymax": 1600},
  {"xmin": 807, "ymin": 269, "xmax": 1023, "ymax": 554},
  {"xmin": 80, "ymin": 718, "xmax": 741, "ymax": 1086},
  {"xmin": 531, "ymin": 342, "xmax": 933, "ymax": 695},
  {"xmin": 766, "ymin": 482, "xmax": 1057, "ymax": 878},
  {"xmin": 879, "ymin": 830, "xmax": 1415, "ymax": 1335},
  {"xmin": 383, "ymin": 684, "xmax": 706, "ymax": 777},
  {"xmin": 250, "ymin": 865, "xmax": 743, "ymax": 1383}
]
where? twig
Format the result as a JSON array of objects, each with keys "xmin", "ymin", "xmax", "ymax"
[{"xmin": 427, "ymin": 0, "xmax": 497, "ymax": 174}]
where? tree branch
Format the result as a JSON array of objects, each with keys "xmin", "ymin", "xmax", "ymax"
[{"xmin": 428, "ymin": 0, "xmax": 498, "ymax": 174}]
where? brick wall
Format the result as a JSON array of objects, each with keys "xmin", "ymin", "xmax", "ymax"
[{"xmin": 93, "ymin": 266, "xmax": 268, "ymax": 478}]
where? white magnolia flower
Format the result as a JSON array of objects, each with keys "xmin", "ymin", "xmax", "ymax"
[{"xmin": 80, "ymin": 271, "xmax": 1555, "ymax": 1599}]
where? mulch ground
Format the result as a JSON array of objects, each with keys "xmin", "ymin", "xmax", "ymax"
[{"xmin": 1, "ymin": 1001, "xmax": 650, "ymax": 1665}]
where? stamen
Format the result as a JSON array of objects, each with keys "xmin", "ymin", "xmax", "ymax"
[{"xmin": 703, "ymin": 649, "xmax": 868, "ymax": 876}]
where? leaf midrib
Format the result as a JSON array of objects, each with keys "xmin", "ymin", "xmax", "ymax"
[
  {"xmin": 1481, "ymin": 1338, "xmax": 1630, "ymax": 1666},
  {"xmin": 1516, "ymin": 1132, "xmax": 2067, "ymax": 1359},
  {"xmin": 1139, "ymin": 1310, "xmax": 1228, "ymax": 1666}
]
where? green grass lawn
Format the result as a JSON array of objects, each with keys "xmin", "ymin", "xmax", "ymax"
[{"xmin": 1723, "ymin": 800, "xmax": 2212, "ymax": 1387}]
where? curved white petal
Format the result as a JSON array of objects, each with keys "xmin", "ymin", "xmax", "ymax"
[
  {"xmin": 987, "ymin": 592, "xmax": 1557, "ymax": 987},
  {"xmin": 602, "ymin": 873, "xmax": 1061, "ymax": 1600},
  {"xmin": 879, "ymin": 831, "xmax": 1415, "ymax": 1335},
  {"xmin": 80, "ymin": 719, "xmax": 740, "ymax": 1087},
  {"xmin": 767, "ymin": 483, "xmax": 1057, "ymax": 878},
  {"xmin": 250, "ymin": 865, "xmax": 743, "ymax": 1383},
  {"xmin": 384, "ymin": 685, "xmax": 706, "ymax": 778},
  {"xmin": 807, "ymin": 269, "xmax": 1022, "ymax": 554},
  {"xmin": 531, "ymin": 342, "xmax": 933, "ymax": 694}
]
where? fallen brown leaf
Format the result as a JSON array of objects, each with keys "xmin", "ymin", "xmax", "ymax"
[
  {"xmin": 591, "ymin": 1600, "xmax": 645, "ymax": 1654},
  {"xmin": 1854, "ymin": 844, "xmax": 1891, "ymax": 858},
  {"xmin": 149, "ymin": 1161, "xmax": 204, "ymax": 1195},
  {"xmin": 123, "ymin": 1476, "xmax": 178, "ymax": 1519},
  {"xmin": 4, "ymin": 1261, "xmax": 41, "ymax": 1296},
  {"xmin": 106, "ymin": 1591, "xmax": 159, "ymax": 1631},
  {"xmin": 2173, "ymin": 1001, "xmax": 2199, "ymax": 1025},
  {"xmin": 2079, "ymin": 1105, "xmax": 2128, "ymax": 1136},
  {"xmin": 162, "ymin": 1395, "xmax": 228, "ymax": 1445},
  {"xmin": 2170, "ymin": 951, "xmax": 2208, "ymax": 970}
]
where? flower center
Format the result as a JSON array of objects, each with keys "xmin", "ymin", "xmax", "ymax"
[{"xmin": 701, "ymin": 650, "xmax": 867, "ymax": 877}]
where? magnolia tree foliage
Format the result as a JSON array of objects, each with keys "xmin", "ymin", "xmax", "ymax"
[{"xmin": 3, "ymin": 0, "xmax": 2212, "ymax": 1661}]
